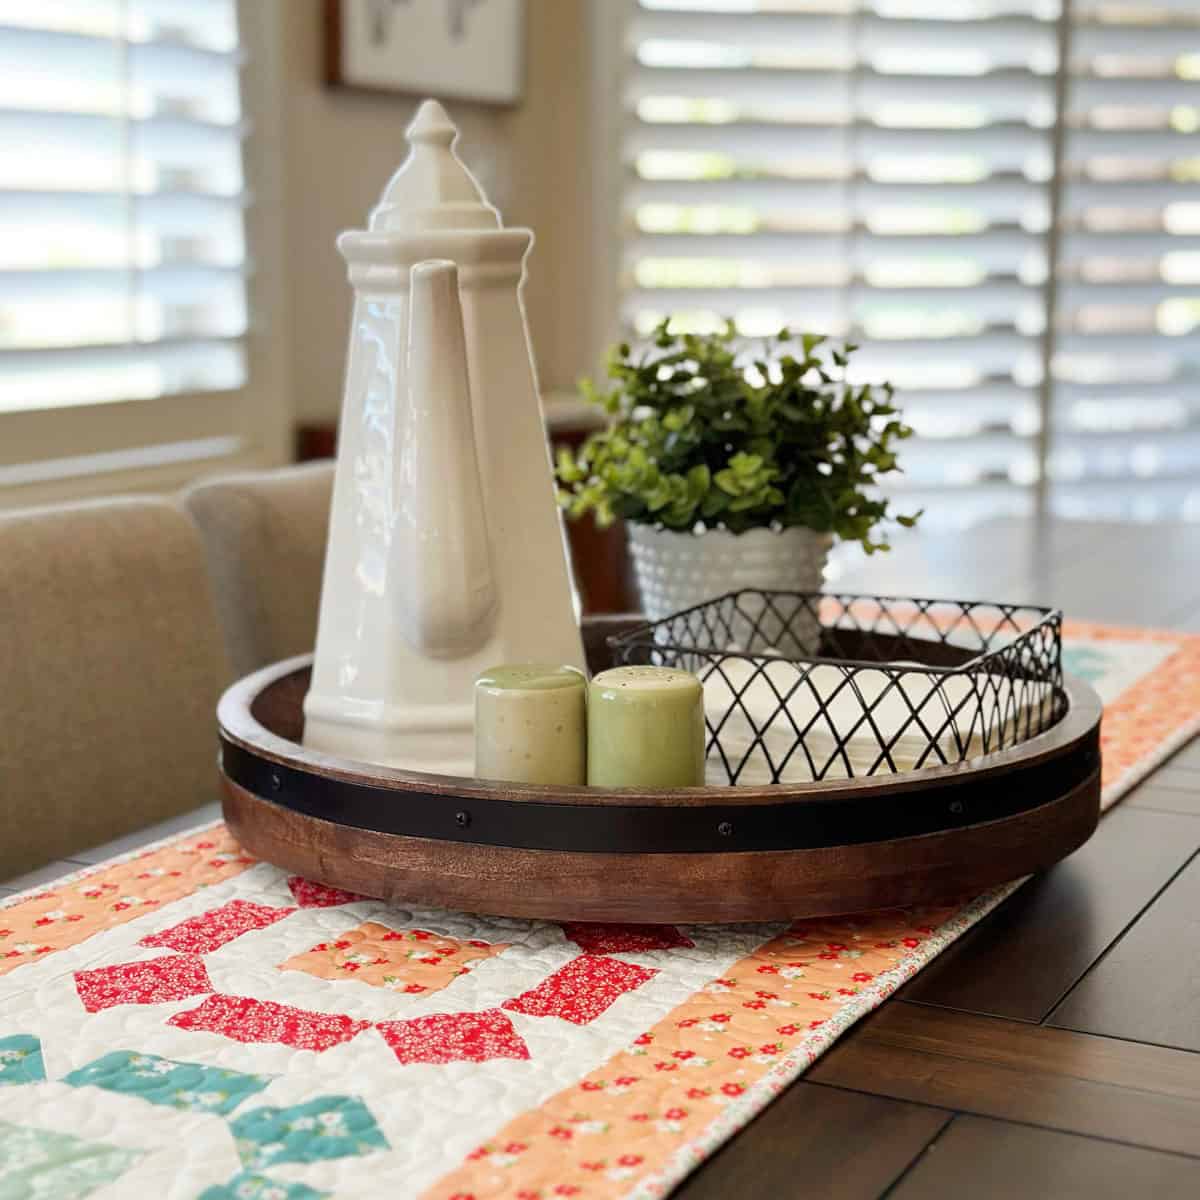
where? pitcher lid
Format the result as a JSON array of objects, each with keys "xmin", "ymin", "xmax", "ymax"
[{"xmin": 369, "ymin": 99, "xmax": 502, "ymax": 234}]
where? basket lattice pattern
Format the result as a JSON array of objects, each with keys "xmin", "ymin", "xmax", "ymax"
[{"xmin": 608, "ymin": 591, "xmax": 1065, "ymax": 786}]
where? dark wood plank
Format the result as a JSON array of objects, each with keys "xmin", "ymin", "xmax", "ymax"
[
  {"xmin": 899, "ymin": 806, "xmax": 1200, "ymax": 1021},
  {"xmin": 1126, "ymin": 781, "xmax": 1200, "ymax": 819},
  {"xmin": 807, "ymin": 1004, "xmax": 1200, "ymax": 1156},
  {"xmin": 840, "ymin": 519, "xmax": 1200, "ymax": 626},
  {"xmin": 1141, "ymin": 765, "xmax": 1200, "ymax": 794},
  {"xmin": 1164, "ymin": 599, "xmax": 1200, "ymax": 634},
  {"xmin": 2, "ymin": 858, "xmax": 89, "ymax": 891},
  {"xmin": 1049, "ymin": 852, "xmax": 1200, "ymax": 1052},
  {"xmin": 836, "ymin": 517, "xmax": 1101, "ymax": 604},
  {"xmin": 1165, "ymin": 739, "xmax": 1200, "ymax": 771},
  {"xmin": 1038, "ymin": 521, "xmax": 1195, "ymax": 625},
  {"xmin": 675, "ymin": 1082, "xmax": 949, "ymax": 1200},
  {"xmin": 890, "ymin": 1115, "xmax": 1200, "ymax": 1200},
  {"xmin": 839, "ymin": 524, "xmax": 1032, "ymax": 600},
  {"xmin": 1035, "ymin": 523, "xmax": 1200, "ymax": 627}
]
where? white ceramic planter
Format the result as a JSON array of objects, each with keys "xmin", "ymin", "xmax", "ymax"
[{"xmin": 627, "ymin": 524, "xmax": 832, "ymax": 654}]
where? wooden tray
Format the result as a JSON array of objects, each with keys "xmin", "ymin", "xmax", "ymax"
[{"xmin": 217, "ymin": 617, "xmax": 1102, "ymax": 923}]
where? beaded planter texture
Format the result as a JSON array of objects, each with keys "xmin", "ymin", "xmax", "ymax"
[{"xmin": 626, "ymin": 525, "xmax": 832, "ymax": 626}]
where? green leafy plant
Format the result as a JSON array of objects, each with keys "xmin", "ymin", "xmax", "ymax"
[{"xmin": 555, "ymin": 320, "xmax": 920, "ymax": 553}]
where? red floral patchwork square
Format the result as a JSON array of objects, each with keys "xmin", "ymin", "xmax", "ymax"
[
  {"xmin": 278, "ymin": 921, "xmax": 508, "ymax": 995},
  {"xmin": 376, "ymin": 1009, "xmax": 530, "ymax": 1066},
  {"xmin": 168, "ymin": 994, "xmax": 370, "ymax": 1051},
  {"xmin": 75, "ymin": 954, "xmax": 213, "ymax": 1013},
  {"xmin": 140, "ymin": 899, "xmax": 295, "ymax": 955},
  {"xmin": 287, "ymin": 877, "xmax": 367, "ymax": 908},
  {"xmin": 561, "ymin": 922, "xmax": 695, "ymax": 955},
  {"xmin": 503, "ymin": 955, "xmax": 657, "ymax": 1025}
]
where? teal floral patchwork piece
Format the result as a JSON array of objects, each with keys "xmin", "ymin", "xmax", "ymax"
[
  {"xmin": 64, "ymin": 1050, "xmax": 271, "ymax": 1117},
  {"xmin": 1063, "ymin": 644, "xmax": 1113, "ymax": 683},
  {"xmin": 0, "ymin": 1119, "xmax": 141, "ymax": 1200},
  {"xmin": 198, "ymin": 1171, "xmax": 328, "ymax": 1200},
  {"xmin": 229, "ymin": 1095, "xmax": 388, "ymax": 1169},
  {"xmin": 0, "ymin": 1035, "xmax": 45, "ymax": 1085}
]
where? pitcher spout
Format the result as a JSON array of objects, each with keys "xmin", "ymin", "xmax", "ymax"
[{"xmin": 393, "ymin": 259, "xmax": 498, "ymax": 658}]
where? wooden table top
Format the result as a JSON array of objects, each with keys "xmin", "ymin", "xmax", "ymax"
[{"xmin": 3, "ymin": 517, "xmax": 1198, "ymax": 1197}]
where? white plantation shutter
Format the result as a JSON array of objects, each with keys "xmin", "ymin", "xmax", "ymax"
[
  {"xmin": 1053, "ymin": 1, "xmax": 1200, "ymax": 521},
  {"xmin": 620, "ymin": 0, "xmax": 1200, "ymax": 528},
  {"xmin": 0, "ymin": 0, "xmax": 265, "ymax": 490}
]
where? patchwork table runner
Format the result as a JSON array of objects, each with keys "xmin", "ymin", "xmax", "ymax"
[{"xmin": 1, "ymin": 622, "xmax": 1197, "ymax": 1200}]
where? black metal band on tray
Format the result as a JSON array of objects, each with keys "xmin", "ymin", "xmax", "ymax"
[{"xmin": 219, "ymin": 727, "xmax": 1100, "ymax": 855}]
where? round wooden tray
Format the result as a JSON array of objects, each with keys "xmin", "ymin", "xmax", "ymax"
[{"xmin": 217, "ymin": 618, "xmax": 1102, "ymax": 923}]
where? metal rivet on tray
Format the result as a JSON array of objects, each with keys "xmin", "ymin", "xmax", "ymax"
[
  {"xmin": 949, "ymin": 800, "xmax": 964, "ymax": 815},
  {"xmin": 270, "ymin": 771, "xmax": 282, "ymax": 792},
  {"xmin": 717, "ymin": 821, "xmax": 734, "ymax": 837},
  {"xmin": 455, "ymin": 810, "xmax": 471, "ymax": 828}
]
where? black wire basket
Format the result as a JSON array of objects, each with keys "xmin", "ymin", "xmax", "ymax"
[{"xmin": 607, "ymin": 590, "xmax": 1066, "ymax": 786}]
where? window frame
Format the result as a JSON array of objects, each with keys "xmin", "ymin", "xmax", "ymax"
[
  {"xmin": 586, "ymin": 0, "xmax": 635, "ymax": 382},
  {"xmin": 0, "ymin": 0, "xmax": 291, "ymax": 509}
]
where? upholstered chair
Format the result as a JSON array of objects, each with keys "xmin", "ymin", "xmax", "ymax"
[
  {"xmin": 182, "ymin": 461, "xmax": 334, "ymax": 677},
  {"xmin": 0, "ymin": 497, "xmax": 231, "ymax": 876}
]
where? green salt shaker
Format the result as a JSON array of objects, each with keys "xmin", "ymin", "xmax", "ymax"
[
  {"xmin": 475, "ymin": 664, "xmax": 587, "ymax": 785},
  {"xmin": 587, "ymin": 665, "xmax": 706, "ymax": 788}
]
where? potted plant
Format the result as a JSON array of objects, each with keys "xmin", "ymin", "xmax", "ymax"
[{"xmin": 555, "ymin": 320, "xmax": 919, "ymax": 626}]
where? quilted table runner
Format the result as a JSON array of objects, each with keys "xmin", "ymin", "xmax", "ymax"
[{"xmin": 2, "ymin": 622, "xmax": 1197, "ymax": 1200}]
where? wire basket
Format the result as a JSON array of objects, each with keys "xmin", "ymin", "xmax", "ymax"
[{"xmin": 608, "ymin": 590, "xmax": 1066, "ymax": 786}]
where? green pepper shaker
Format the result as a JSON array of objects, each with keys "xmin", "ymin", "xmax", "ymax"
[
  {"xmin": 587, "ymin": 665, "xmax": 706, "ymax": 788},
  {"xmin": 474, "ymin": 664, "xmax": 587, "ymax": 785}
]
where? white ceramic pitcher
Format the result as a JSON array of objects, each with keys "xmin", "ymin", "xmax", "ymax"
[{"xmin": 303, "ymin": 101, "xmax": 585, "ymax": 775}]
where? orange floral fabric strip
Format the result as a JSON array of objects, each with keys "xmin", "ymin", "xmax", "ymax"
[{"xmin": 0, "ymin": 826, "xmax": 255, "ymax": 977}]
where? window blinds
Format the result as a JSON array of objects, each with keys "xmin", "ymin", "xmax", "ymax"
[
  {"xmin": 0, "ymin": 0, "xmax": 248, "ymax": 418},
  {"xmin": 622, "ymin": 0, "xmax": 1200, "ymax": 527}
]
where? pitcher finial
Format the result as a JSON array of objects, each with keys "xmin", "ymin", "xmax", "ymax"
[
  {"xmin": 407, "ymin": 99, "xmax": 456, "ymax": 147},
  {"xmin": 369, "ymin": 98, "xmax": 501, "ymax": 234}
]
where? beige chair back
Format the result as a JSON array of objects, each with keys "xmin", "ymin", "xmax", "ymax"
[
  {"xmin": 0, "ymin": 497, "xmax": 231, "ymax": 876},
  {"xmin": 182, "ymin": 462, "xmax": 333, "ymax": 677}
]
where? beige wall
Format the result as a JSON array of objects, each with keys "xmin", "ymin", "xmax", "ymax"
[{"xmin": 279, "ymin": 0, "xmax": 595, "ymax": 425}]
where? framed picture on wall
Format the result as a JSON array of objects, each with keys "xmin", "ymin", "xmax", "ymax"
[{"xmin": 324, "ymin": 0, "xmax": 525, "ymax": 106}]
